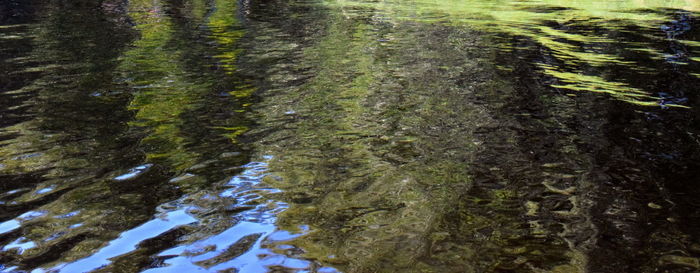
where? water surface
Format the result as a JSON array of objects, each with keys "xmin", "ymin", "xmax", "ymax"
[{"xmin": 1, "ymin": 0, "xmax": 700, "ymax": 272}]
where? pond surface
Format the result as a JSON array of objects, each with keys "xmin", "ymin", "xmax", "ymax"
[{"xmin": 1, "ymin": 0, "xmax": 700, "ymax": 272}]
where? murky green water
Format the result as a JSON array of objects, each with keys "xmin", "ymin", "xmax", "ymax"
[{"xmin": 1, "ymin": 0, "xmax": 700, "ymax": 272}]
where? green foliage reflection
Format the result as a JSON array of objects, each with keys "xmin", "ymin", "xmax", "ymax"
[{"xmin": 327, "ymin": 0, "xmax": 699, "ymax": 108}]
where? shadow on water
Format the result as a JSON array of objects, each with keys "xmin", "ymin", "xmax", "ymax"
[{"xmin": 0, "ymin": 0, "xmax": 700, "ymax": 272}]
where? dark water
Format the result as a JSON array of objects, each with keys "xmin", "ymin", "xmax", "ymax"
[{"xmin": 1, "ymin": 0, "xmax": 700, "ymax": 272}]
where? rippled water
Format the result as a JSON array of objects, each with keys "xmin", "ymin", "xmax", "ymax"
[{"xmin": 1, "ymin": 0, "xmax": 700, "ymax": 272}]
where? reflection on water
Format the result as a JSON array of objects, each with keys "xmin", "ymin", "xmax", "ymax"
[
  {"xmin": 1, "ymin": 0, "xmax": 700, "ymax": 272},
  {"xmin": 330, "ymin": 0, "xmax": 700, "ymax": 108}
]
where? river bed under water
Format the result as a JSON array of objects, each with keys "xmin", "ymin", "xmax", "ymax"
[{"xmin": 1, "ymin": 0, "xmax": 700, "ymax": 272}]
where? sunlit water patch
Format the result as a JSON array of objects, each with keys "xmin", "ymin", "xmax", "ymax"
[{"xmin": 326, "ymin": 0, "xmax": 700, "ymax": 108}]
